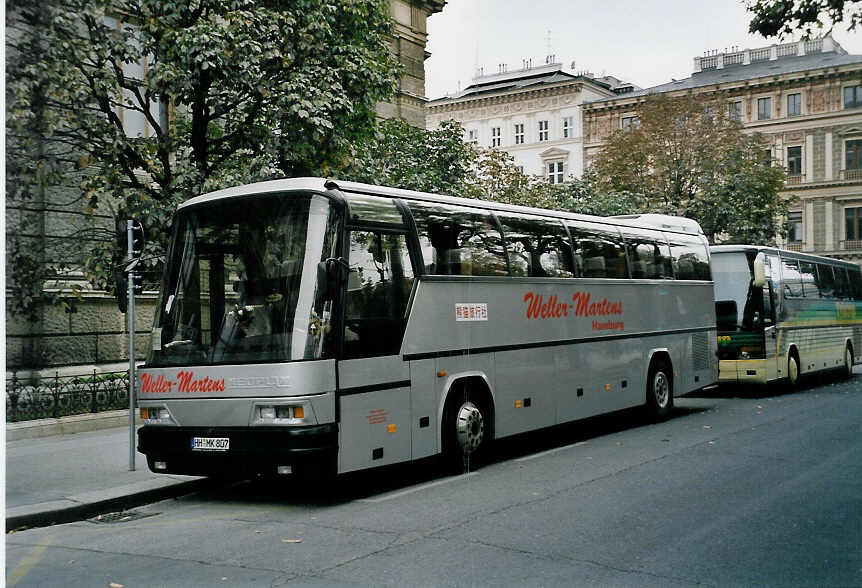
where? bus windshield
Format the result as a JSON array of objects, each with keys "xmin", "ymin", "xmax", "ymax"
[
  {"xmin": 712, "ymin": 251, "xmax": 761, "ymax": 331},
  {"xmin": 148, "ymin": 192, "xmax": 340, "ymax": 366}
]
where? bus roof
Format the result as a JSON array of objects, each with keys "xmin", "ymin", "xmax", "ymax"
[
  {"xmin": 711, "ymin": 244, "xmax": 859, "ymax": 268},
  {"xmin": 179, "ymin": 177, "xmax": 706, "ymax": 237}
]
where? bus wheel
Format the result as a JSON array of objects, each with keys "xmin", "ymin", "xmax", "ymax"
[
  {"xmin": 843, "ymin": 344, "xmax": 854, "ymax": 379},
  {"xmin": 787, "ymin": 352, "xmax": 800, "ymax": 388},
  {"xmin": 442, "ymin": 386, "xmax": 488, "ymax": 474},
  {"xmin": 646, "ymin": 360, "xmax": 673, "ymax": 421}
]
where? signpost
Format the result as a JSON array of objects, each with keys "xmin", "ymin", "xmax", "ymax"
[{"xmin": 126, "ymin": 220, "xmax": 143, "ymax": 471}]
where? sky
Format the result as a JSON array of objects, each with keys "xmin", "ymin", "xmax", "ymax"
[{"xmin": 424, "ymin": 0, "xmax": 862, "ymax": 100}]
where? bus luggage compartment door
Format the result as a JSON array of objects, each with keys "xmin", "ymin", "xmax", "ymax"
[{"xmin": 337, "ymin": 356, "xmax": 411, "ymax": 474}]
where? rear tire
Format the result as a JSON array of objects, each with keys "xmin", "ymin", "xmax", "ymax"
[
  {"xmin": 646, "ymin": 360, "xmax": 673, "ymax": 421},
  {"xmin": 843, "ymin": 344, "xmax": 854, "ymax": 379},
  {"xmin": 442, "ymin": 384, "xmax": 490, "ymax": 474}
]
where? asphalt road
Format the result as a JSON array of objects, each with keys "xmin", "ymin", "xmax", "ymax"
[{"xmin": 7, "ymin": 375, "xmax": 862, "ymax": 587}]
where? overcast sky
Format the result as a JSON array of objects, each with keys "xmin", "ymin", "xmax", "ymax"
[{"xmin": 425, "ymin": 0, "xmax": 862, "ymax": 99}]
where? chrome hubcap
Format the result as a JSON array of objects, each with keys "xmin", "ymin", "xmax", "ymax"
[
  {"xmin": 789, "ymin": 357, "xmax": 798, "ymax": 382},
  {"xmin": 455, "ymin": 402, "xmax": 484, "ymax": 454},
  {"xmin": 653, "ymin": 372, "xmax": 669, "ymax": 409}
]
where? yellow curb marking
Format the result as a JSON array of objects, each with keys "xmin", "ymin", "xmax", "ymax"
[{"xmin": 8, "ymin": 533, "xmax": 56, "ymax": 586}]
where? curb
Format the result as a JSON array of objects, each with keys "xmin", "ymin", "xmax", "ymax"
[
  {"xmin": 6, "ymin": 477, "xmax": 216, "ymax": 533},
  {"xmin": 6, "ymin": 410, "xmax": 141, "ymax": 442}
]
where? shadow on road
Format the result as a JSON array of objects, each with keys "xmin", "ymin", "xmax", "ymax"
[
  {"xmin": 194, "ymin": 401, "xmax": 711, "ymax": 507},
  {"xmin": 688, "ymin": 369, "xmax": 856, "ymax": 400}
]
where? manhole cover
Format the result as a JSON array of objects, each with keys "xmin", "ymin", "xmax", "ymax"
[{"xmin": 88, "ymin": 510, "xmax": 159, "ymax": 524}]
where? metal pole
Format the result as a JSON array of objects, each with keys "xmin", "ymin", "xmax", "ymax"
[{"xmin": 128, "ymin": 220, "xmax": 136, "ymax": 471}]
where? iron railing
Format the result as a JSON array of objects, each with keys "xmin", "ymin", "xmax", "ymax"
[{"xmin": 6, "ymin": 370, "xmax": 130, "ymax": 422}]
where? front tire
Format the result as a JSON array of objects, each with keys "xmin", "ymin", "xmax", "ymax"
[
  {"xmin": 843, "ymin": 344, "xmax": 854, "ymax": 379},
  {"xmin": 442, "ymin": 386, "xmax": 489, "ymax": 474},
  {"xmin": 646, "ymin": 360, "xmax": 673, "ymax": 421},
  {"xmin": 787, "ymin": 352, "xmax": 800, "ymax": 388}
]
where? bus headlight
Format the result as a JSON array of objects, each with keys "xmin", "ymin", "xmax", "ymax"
[
  {"xmin": 252, "ymin": 402, "xmax": 314, "ymax": 425},
  {"xmin": 140, "ymin": 406, "xmax": 176, "ymax": 425}
]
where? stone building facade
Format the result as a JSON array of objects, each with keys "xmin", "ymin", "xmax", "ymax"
[
  {"xmin": 426, "ymin": 61, "xmax": 637, "ymax": 181},
  {"xmin": 5, "ymin": 0, "xmax": 445, "ymax": 374},
  {"xmin": 582, "ymin": 37, "xmax": 862, "ymax": 261}
]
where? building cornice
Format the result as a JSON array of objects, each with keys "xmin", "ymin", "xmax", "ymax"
[
  {"xmin": 583, "ymin": 62, "xmax": 862, "ymax": 113},
  {"xmin": 429, "ymin": 80, "xmax": 614, "ymax": 114}
]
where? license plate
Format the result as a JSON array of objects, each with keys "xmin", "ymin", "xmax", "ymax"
[{"xmin": 190, "ymin": 437, "xmax": 229, "ymax": 451}]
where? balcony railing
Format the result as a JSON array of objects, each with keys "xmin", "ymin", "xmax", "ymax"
[
  {"xmin": 840, "ymin": 240, "xmax": 862, "ymax": 251},
  {"xmin": 840, "ymin": 169, "xmax": 862, "ymax": 181},
  {"xmin": 784, "ymin": 243, "xmax": 803, "ymax": 251},
  {"xmin": 785, "ymin": 174, "xmax": 804, "ymax": 185}
]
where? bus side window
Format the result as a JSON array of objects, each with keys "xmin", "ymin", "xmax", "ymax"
[
  {"xmin": 851, "ymin": 267, "xmax": 862, "ymax": 300},
  {"xmin": 344, "ymin": 231, "xmax": 414, "ymax": 358},
  {"xmin": 834, "ymin": 267, "xmax": 852, "ymax": 299},
  {"xmin": 815, "ymin": 264, "xmax": 837, "ymax": 299},
  {"xmin": 667, "ymin": 235, "xmax": 711, "ymax": 280},
  {"xmin": 405, "ymin": 200, "xmax": 507, "ymax": 276},
  {"xmin": 782, "ymin": 258, "xmax": 803, "ymax": 297},
  {"xmin": 799, "ymin": 261, "xmax": 819, "ymax": 298},
  {"xmin": 622, "ymin": 228, "xmax": 671, "ymax": 279},
  {"xmin": 568, "ymin": 221, "xmax": 627, "ymax": 279},
  {"xmin": 497, "ymin": 214, "xmax": 574, "ymax": 278}
]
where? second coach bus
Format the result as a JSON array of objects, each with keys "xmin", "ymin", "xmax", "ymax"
[
  {"xmin": 712, "ymin": 245, "xmax": 862, "ymax": 385},
  {"xmin": 137, "ymin": 178, "xmax": 717, "ymax": 477}
]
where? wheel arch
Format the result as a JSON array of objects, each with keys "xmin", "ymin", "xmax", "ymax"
[
  {"xmin": 645, "ymin": 348, "xmax": 673, "ymax": 390},
  {"xmin": 437, "ymin": 372, "xmax": 495, "ymax": 452}
]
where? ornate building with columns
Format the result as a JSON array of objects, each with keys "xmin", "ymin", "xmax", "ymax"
[
  {"xmin": 582, "ymin": 37, "xmax": 862, "ymax": 261},
  {"xmin": 5, "ymin": 0, "xmax": 446, "ymax": 373},
  {"xmin": 426, "ymin": 61, "xmax": 637, "ymax": 182}
]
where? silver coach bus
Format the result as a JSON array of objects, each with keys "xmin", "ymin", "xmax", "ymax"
[
  {"xmin": 712, "ymin": 245, "xmax": 862, "ymax": 385},
  {"xmin": 137, "ymin": 178, "xmax": 717, "ymax": 477}
]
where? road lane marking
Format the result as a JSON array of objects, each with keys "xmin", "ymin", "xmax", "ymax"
[
  {"xmin": 515, "ymin": 441, "xmax": 587, "ymax": 463},
  {"xmin": 358, "ymin": 472, "xmax": 478, "ymax": 503},
  {"xmin": 8, "ymin": 533, "xmax": 56, "ymax": 586}
]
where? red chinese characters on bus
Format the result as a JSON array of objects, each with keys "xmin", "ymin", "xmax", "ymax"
[
  {"xmin": 523, "ymin": 291, "xmax": 624, "ymax": 330},
  {"xmin": 140, "ymin": 371, "xmax": 226, "ymax": 394}
]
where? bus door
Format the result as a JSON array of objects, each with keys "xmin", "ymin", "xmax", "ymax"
[
  {"xmin": 763, "ymin": 254, "xmax": 780, "ymax": 379},
  {"xmin": 337, "ymin": 228, "xmax": 416, "ymax": 473}
]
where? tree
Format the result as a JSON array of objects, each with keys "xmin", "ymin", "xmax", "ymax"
[
  {"xmin": 555, "ymin": 169, "xmax": 648, "ymax": 217},
  {"xmin": 344, "ymin": 118, "xmax": 478, "ymax": 196},
  {"xmin": 591, "ymin": 94, "xmax": 787, "ymax": 244},
  {"xmin": 747, "ymin": 0, "xmax": 862, "ymax": 39},
  {"xmin": 6, "ymin": 0, "xmax": 399, "ymax": 315}
]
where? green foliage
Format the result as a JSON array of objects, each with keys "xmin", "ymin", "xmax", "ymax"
[
  {"xmin": 592, "ymin": 94, "xmax": 787, "ymax": 244},
  {"xmin": 555, "ymin": 169, "xmax": 649, "ymax": 217},
  {"xmin": 6, "ymin": 0, "xmax": 399, "ymax": 312},
  {"xmin": 747, "ymin": 0, "xmax": 862, "ymax": 38},
  {"xmin": 344, "ymin": 118, "xmax": 478, "ymax": 196}
]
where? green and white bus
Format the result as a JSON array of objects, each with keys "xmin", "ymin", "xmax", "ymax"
[
  {"xmin": 711, "ymin": 245, "xmax": 862, "ymax": 385},
  {"xmin": 136, "ymin": 178, "xmax": 717, "ymax": 478}
]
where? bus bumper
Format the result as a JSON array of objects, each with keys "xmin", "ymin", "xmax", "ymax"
[
  {"xmin": 137, "ymin": 424, "xmax": 338, "ymax": 477},
  {"xmin": 718, "ymin": 359, "xmax": 769, "ymax": 384}
]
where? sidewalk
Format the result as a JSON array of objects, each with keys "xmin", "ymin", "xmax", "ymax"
[{"xmin": 6, "ymin": 418, "xmax": 211, "ymax": 532}]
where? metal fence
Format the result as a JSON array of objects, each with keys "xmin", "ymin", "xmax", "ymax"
[{"xmin": 6, "ymin": 370, "xmax": 130, "ymax": 422}]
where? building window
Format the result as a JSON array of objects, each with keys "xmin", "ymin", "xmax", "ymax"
[
  {"xmin": 787, "ymin": 146, "xmax": 803, "ymax": 177},
  {"xmin": 514, "ymin": 123, "xmax": 524, "ymax": 145},
  {"xmin": 787, "ymin": 211, "xmax": 802, "ymax": 243},
  {"xmin": 491, "ymin": 126, "xmax": 501, "ymax": 147},
  {"xmin": 621, "ymin": 116, "xmax": 639, "ymax": 131},
  {"xmin": 728, "ymin": 101, "xmax": 743, "ymax": 122},
  {"xmin": 846, "ymin": 139, "xmax": 862, "ymax": 171},
  {"xmin": 562, "ymin": 116, "xmax": 574, "ymax": 138},
  {"xmin": 787, "ymin": 93, "xmax": 801, "ymax": 117},
  {"xmin": 844, "ymin": 85, "xmax": 862, "ymax": 109},
  {"xmin": 467, "ymin": 129, "xmax": 478, "ymax": 144},
  {"xmin": 538, "ymin": 120, "xmax": 549, "ymax": 142},
  {"xmin": 757, "ymin": 97, "xmax": 772, "ymax": 120},
  {"xmin": 846, "ymin": 207, "xmax": 862, "ymax": 241},
  {"xmin": 547, "ymin": 161, "xmax": 564, "ymax": 184}
]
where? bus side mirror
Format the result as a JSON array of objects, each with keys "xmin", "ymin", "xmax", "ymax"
[
  {"xmin": 317, "ymin": 257, "xmax": 347, "ymax": 302},
  {"xmin": 753, "ymin": 252, "xmax": 766, "ymax": 288}
]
